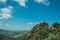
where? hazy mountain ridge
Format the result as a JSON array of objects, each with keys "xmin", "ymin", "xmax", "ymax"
[{"xmin": 0, "ymin": 29, "xmax": 28, "ymax": 40}]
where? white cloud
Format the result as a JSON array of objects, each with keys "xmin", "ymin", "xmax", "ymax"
[
  {"xmin": 14, "ymin": 0, "xmax": 27, "ymax": 7},
  {"xmin": 28, "ymin": 22, "xmax": 39, "ymax": 25},
  {"xmin": 0, "ymin": 6, "xmax": 13, "ymax": 19},
  {"xmin": 34, "ymin": 0, "xmax": 50, "ymax": 6},
  {"xmin": 0, "ymin": 0, "xmax": 7, "ymax": 3},
  {"xmin": 28, "ymin": 22, "xmax": 34, "ymax": 25}
]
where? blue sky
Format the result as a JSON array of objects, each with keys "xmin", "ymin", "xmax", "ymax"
[{"xmin": 0, "ymin": 0, "xmax": 60, "ymax": 31}]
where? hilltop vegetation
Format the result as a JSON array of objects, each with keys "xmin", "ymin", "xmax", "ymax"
[
  {"xmin": 27, "ymin": 22, "xmax": 60, "ymax": 40},
  {"xmin": 0, "ymin": 21, "xmax": 60, "ymax": 40}
]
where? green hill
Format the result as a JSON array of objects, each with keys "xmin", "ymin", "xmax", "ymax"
[{"xmin": 27, "ymin": 22, "xmax": 60, "ymax": 40}]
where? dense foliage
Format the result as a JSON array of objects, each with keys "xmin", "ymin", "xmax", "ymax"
[{"xmin": 27, "ymin": 22, "xmax": 60, "ymax": 40}]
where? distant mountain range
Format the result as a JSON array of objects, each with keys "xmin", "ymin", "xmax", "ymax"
[{"xmin": 0, "ymin": 29, "xmax": 28, "ymax": 36}]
